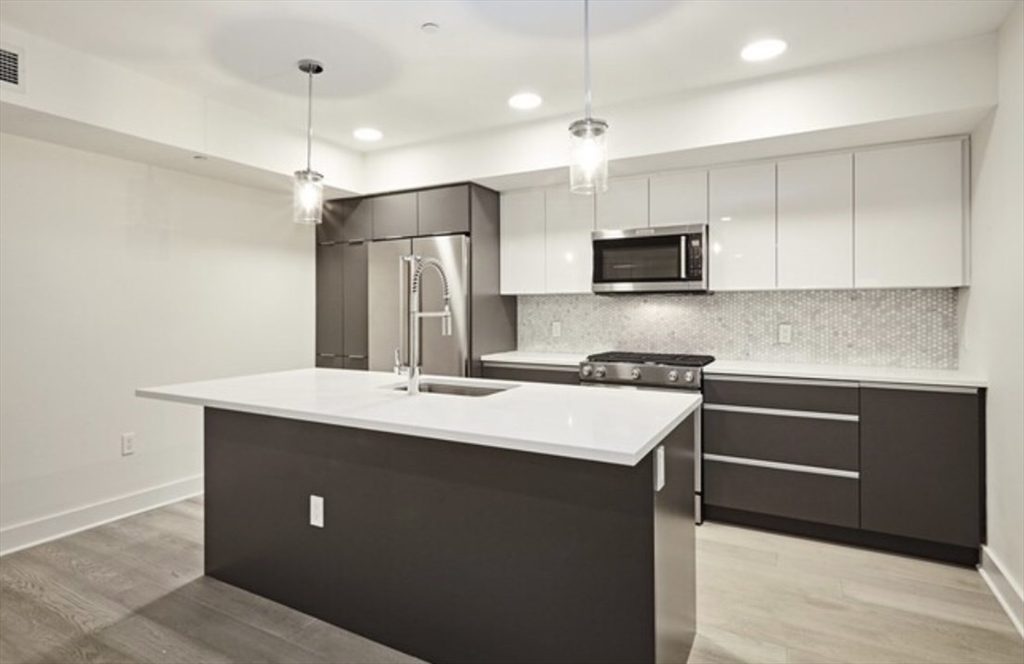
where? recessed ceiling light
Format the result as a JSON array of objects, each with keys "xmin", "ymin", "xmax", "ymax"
[
  {"xmin": 508, "ymin": 92, "xmax": 542, "ymax": 110},
  {"xmin": 421, "ymin": 22, "xmax": 440, "ymax": 34},
  {"xmin": 353, "ymin": 127, "xmax": 383, "ymax": 142},
  {"xmin": 741, "ymin": 39, "xmax": 787, "ymax": 62}
]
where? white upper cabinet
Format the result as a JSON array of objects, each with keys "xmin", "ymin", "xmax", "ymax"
[
  {"xmin": 498, "ymin": 138, "xmax": 967, "ymax": 296},
  {"xmin": 544, "ymin": 186, "xmax": 595, "ymax": 294},
  {"xmin": 777, "ymin": 153, "xmax": 854, "ymax": 289},
  {"xmin": 500, "ymin": 188, "xmax": 546, "ymax": 295},
  {"xmin": 595, "ymin": 177, "xmax": 649, "ymax": 230},
  {"xmin": 854, "ymin": 140, "xmax": 966, "ymax": 288},
  {"xmin": 709, "ymin": 163, "xmax": 777, "ymax": 291},
  {"xmin": 649, "ymin": 170, "xmax": 708, "ymax": 227}
]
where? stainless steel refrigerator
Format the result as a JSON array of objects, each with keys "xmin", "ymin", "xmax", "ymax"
[{"xmin": 368, "ymin": 235, "xmax": 470, "ymax": 377}]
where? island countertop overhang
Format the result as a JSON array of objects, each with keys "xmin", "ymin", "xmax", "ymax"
[{"xmin": 137, "ymin": 368, "xmax": 702, "ymax": 466}]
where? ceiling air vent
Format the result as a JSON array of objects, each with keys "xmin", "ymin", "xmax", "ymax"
[{"xmin": 0, "ymin": 45, "xmax": 23, "ymax": 91}]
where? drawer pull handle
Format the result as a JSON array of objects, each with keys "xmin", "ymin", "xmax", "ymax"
[
  {"xmin": 704, "ymin": 404, "xmax": 858, "ymax": 422},
  {"xmin": 706, "ymin": 375, "xmax": 859, "ymax": 389},
  {"xmin": 704, "ymin": 453, "xmax": 859, "ymax": 479}
]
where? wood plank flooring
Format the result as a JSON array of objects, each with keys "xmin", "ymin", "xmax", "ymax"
[{"xmin": 1, "ymin": 496, "xmax": 1021, "ymax": 664}]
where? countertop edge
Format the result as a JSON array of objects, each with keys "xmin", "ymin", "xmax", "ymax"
[
  {"xmin": 136, "ymin": 386, "xmax": 702, "ymax": 467},
  {"xmin": 703, "ymin": 363, "xmax": 987, "ymax": 388},
  {"xmin": 480, "ymin": 351, "xmax": 587, "ymax": 369}
]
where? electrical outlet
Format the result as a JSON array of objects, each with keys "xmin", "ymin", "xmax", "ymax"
[
  {"xmin": 778, "ymin": 323, "xmax": 793, "ymax": 345},
  {"xmin": 552, "ymin": 321, "xmax": 562, "ymax": 338},
  {"xmin": 120, "ymin": 432, "xmax": 135, "ymax": 456},
  {"xmin": 310, "ymin": 495, "xmax": 324, "ymax": 528}
]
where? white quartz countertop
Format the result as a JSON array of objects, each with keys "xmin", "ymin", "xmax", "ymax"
[
  {"xmin": 137, "ymin": 369, "xmax": 701, "ymax": 466},
  {"xmin": 480, "ymin": 351, "xmax": 588, "ymax": 368},
  {"xmin": 705, "ymin": 361, "xmax": 987, "ymax": 388},
  {"xmin": 480, "ymin": 351, "xmax": 986, "ymax": 388}
]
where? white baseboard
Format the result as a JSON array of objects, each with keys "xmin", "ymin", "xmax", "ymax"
[
  {"xmin": 0, "ymin": 475, "xmax": 203, "ymax": 557},
  {"xmin": 979, "ymin": 545, "xmax": 1024, "ymax": 639}
]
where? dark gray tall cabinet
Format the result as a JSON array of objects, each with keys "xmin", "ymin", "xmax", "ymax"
[
  {"xmin": 315, "ymin": 242, "xmax": 368, "ymax": 370},
  {"xmin": 316, "ymin": 183, "xmax": 515, "ymax": 375}
]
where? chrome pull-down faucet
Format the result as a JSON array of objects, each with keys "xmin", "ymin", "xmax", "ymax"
[{"xmin": 399, "ymin": 255, "xmax": 453, "ymax": 395}]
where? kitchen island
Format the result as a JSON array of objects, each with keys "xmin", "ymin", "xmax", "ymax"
[{"xmin": 138, "ymin": 369, "xmax": 701, "ymax": 664}]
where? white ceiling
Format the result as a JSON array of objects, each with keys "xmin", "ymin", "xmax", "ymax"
[{"xmin": 0, "ymin": 0, "xmax": 1015, "ymax": 154}]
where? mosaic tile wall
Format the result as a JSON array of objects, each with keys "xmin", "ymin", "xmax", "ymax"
[{"xmin": 518, "ymin": 289, "xmax": 958, "ymax": 369}]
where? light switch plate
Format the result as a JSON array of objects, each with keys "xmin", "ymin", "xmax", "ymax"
[
  {"xmin": 778, "ymin": 323, "xmax": 793, "ymax": 345},
  {"xmin": 552, "ymin": 321, "xmax": 562, "ymax": 338},
  {"xmin": 309, "ymin": 495, "xmax": 324, "ymax": 528}
]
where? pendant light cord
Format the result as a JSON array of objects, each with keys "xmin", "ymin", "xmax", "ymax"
[
  {"xmin": 583, "ymin": 0, "xmax": 592, "ymax": 121},
  {"xmin": 305, "ymin": 68, "xmax": 314, "ymax": 172}
]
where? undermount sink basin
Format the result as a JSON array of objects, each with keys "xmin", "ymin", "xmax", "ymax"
[{"xmin": 391, "ymin": 381, "xmax": 513, "ymax": 397}]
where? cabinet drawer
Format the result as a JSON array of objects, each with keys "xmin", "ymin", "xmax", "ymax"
[
  {"xmin": 703, "ymin": 409, "xmax": 859, "ymax": 470},
  {"xmin": 704, "ymin": 459, "xmax": 859, "ymax": 528},
  {"xmin": 316, "ymin": 354, "xmax": 346, "ymax": 369},
  {"xmin": 704, "ymin": 376, "xmax": 858, "ymax": 414},
  {"xmin": 481, "ymin": 364, "xmax": 580, "ymax": 385}
]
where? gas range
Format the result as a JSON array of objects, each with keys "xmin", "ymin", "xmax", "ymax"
[{"xmin": 578, "ymin": 351, "xmax": 716, "ymax": 390}]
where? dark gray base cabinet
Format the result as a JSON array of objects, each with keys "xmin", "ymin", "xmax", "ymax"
[
  {"xmin": 204, "ymin": 408, "xmax": 696, "ymax": 664},
  {"xmin": 860, "ymin": 387, "xmax": 982, "ymax": 549},
  {"xmin": 703, "ymin": 376, "xmax": 983, "ymax": 564}
]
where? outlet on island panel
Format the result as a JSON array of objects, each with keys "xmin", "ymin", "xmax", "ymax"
[{"xmin": 310, "ymin": 494, "xmax": 324, "ymax": 528}]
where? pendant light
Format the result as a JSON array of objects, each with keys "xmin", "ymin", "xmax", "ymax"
[
  {"xmin": 569, "ymin": 0, "xmax": 608, "ymax": 195},
  {"xmin": 293, "ymin": 59, "xmax": 324, "ymax": 225}
]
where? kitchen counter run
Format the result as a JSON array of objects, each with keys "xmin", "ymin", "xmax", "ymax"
[
  {"xmin": 479, "ymin": 351, "xmax": 986, "ymax": 388},
  {"xmin": 137, "ymin": 368, "xmax": 701, "ymax": 466},
  {"xmin": 705, "ymin": 360, "xmax": 986, "ymax": 388}
]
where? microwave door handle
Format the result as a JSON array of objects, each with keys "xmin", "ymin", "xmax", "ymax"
[{"xmin": 680, "ymin": 236, "xmax": 688, "ymax": 278}]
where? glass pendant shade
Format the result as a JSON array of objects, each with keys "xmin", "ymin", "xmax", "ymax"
[
  {"xmin": 293, "ymin": 58, "xmax": 324, "ymax": 225},
  {"xmin": 293, "ymin": 169, "xmax": 324, "ymax": 225},
  {"xmin": 569, "ymin": 117, "xmax": 609, "ymax": 195}
]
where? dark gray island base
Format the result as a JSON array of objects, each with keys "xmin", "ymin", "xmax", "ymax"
[{"xmin": 203, "ymin": 407, "xmax": 696, "ymax": 664}]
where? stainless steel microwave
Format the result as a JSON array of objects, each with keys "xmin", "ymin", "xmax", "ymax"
[{"xmin": 592, "ymin": 224, "xmax": 708, "ymax": 293}]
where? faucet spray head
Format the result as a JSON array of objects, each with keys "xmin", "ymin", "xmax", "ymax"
[{"xmin": 441, "ymin": 301, "xmax": 453, "ymax": 336}]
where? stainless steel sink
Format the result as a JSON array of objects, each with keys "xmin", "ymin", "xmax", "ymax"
[{"xmin": 392, "ymin": 382, "xmax": 513, "ymax": 397}]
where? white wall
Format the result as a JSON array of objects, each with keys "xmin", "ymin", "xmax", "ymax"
[
  {"xmin": 0, "ymin": 23, "xmax": 365, "ymax": 194},
  {"xmin": 0, "ymin": 132, "xmax": 314, "ymax": 554},
  {"xmin": 962, "ymin": 2, "xmax": 1024, "ymax": 631}
]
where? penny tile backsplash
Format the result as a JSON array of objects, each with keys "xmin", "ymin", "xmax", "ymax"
[{"xmin": 517, "ymin": 289, "xmax": 958, "ymax": 369}]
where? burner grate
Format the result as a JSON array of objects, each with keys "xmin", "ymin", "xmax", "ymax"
[{"xmin": 586, "ymin": 351, "xmax": 715, "ymax": 367}]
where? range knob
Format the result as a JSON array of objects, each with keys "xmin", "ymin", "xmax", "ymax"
[
  {"xmin": 683, "ymin": 370, "xmax": 695, "ymax": 383},
  {"xmin": 667, "ymin": 370, "xmax": 679, "ymax": 382},
  {"xmin": 594, "ymin": 366, "xmax": 607, "ymax": 379},
  {"xmin": 631, "ymin": 367, "xmax": 642, "ymax": 380},
  {"xmin": 580, "ymin": 364, "xmax": 593, "ymax": 378}
]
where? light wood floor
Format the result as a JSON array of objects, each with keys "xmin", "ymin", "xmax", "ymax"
[{"xmin": 1, "ymin": 497, "xmax": 1021, "ymax": 664}]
